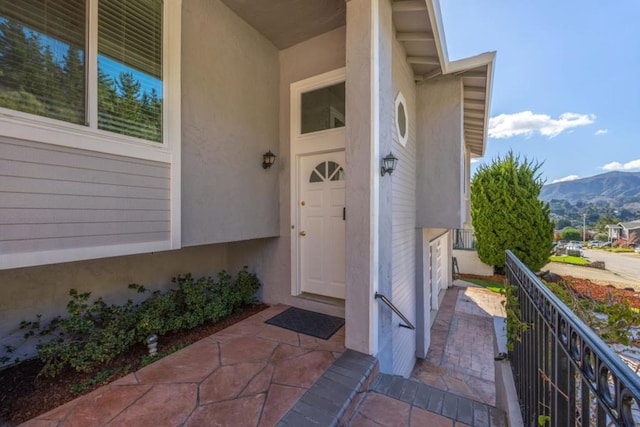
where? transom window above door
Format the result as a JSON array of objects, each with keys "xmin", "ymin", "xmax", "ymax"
[
  {"xmin": 309, "ymin": 160, "xmax": 345, "ymax": 183},
  {"xmin": 301, "ymin": 82, "xmax": 345, "ymax": 134}
]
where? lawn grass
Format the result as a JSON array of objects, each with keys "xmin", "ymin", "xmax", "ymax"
[
  {"xmin": 549, "ymin": 255, "xmax": 590, "ymax": 265},
  {"xmin": 463, "ymin": 278, "xmax": 504, "ymax": 293}
]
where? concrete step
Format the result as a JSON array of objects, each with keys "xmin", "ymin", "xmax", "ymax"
[{"xmin": 277, "ymin": 350, "xmax": 379, "ymax": 426}]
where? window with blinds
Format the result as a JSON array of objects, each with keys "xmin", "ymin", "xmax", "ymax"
[{"xmin": 0, "ymin": 0, "xmax": 164, "ymax": 143}]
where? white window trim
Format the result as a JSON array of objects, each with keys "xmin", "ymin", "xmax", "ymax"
[
  {"xmin": 0, "ymin": 241, "xmax": 172, "ymax": 270},
  {"xmin": 0, "ymin": 0, "xmax": 182, "ymax": 269},
  {"xmin": 289, "ymin": 67, "xmax": 346, "ymax": 297},
  {"xmin": 0, "ymin": 0, "xmax": 181, "ymax": 165},
  {"xmin": 290, "ymin": 67, "xmax": 346, "ymax": 146}
]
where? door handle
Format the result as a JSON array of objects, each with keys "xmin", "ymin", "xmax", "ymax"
[{"xmin": 299, "ymin": 231, "xmax": 306, "ymax": 236}]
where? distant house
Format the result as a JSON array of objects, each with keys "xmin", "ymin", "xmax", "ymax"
[
  {"xmin": 0, "ymin": 0, "xmax": 495, "ymax": 378},
  {"xmin": 606, "ymin": 220, "xmax": 640, "ymax": 243}
]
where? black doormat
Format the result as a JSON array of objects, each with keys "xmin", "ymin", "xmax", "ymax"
[{"xmin": 265, "ymin": 307, "xmax": 344, "ymax": 340}]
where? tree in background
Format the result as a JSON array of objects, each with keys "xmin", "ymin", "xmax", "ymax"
[
  {"xmin": 0, "ymin": 19, "xmax": 161, "ymax": 141},
  {"xmin": 471, "ymin": 151, "xmax": 554, "ymax": 272},
  {"xmin": 559, "ymin": 228, "xmax": 581, "ymax": 241}
]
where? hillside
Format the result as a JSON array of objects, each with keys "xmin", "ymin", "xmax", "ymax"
[
  {"xmin": 538, "ymin": 171, "xmax": 640, "ymax": 229},
  {"xmin": 540, "ymin": 171, "xmax": 640, "ymax": 208}
]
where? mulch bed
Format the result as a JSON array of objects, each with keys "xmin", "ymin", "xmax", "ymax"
[
  {"xmin": 0, "ymin": 303, "xmax": 268, "ymax": 425},
  {"xmin": 561, "ymin": 276, "xmax": 640, "ymax": 309},
  {"xmin": 461, "ymin": 273, "xmax": 640, "ymax": 308}
]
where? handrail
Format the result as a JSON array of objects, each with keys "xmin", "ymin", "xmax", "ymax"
[{"xmin": 375, "ymin": 292, "xmax": 415, "ymax": 329}]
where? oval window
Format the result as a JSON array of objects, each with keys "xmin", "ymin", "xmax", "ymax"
[{"xmin": 395, "ymin": 92, "xmax": 408, "ymax": 147}]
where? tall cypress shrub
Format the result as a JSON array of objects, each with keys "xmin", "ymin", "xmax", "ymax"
[{"xmin": 471, "ymin": 151, "xmax": 554, "ymax": 272}]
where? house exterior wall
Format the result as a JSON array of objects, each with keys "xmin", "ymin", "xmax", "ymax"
[
  {"xmin": 453, "ymin": 248, "xmax": 494, "ymax": 276},
  {"xmin": 225, "ymin": 27, "xmax": 347, "ymax": 318},
  {"xmin": 345, "ymin": 0, "xmax": 385, "ymax": 355},
  {"xmin": 0, "ymin": 0, "xmax": 283, "ymax": 364},
  {"xmin": 181, "ymin": 0, "xmax": 280, "ymax": 246},
  {"xmin": 415, "ymin": 77, "xmax": 464, "ymax": 229},
  {"xmin": 389, "ymin": 33, "xmax": 418, "ymax": 377},
  {"xmin": 0, "ymin": 137, "xmax": 171, "ymax": 270},
  {"xmin": 0, "ymin": 244, "xmax": 228, "ymax": 365}
]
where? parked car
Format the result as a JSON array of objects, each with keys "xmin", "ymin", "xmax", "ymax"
[
  {"xmin": 566, "ymin": 244, "xmax": 584, "ymax": 257},
  {"xmin": 589, "ymin": 240, "xmax": 601, "ymax": 248}
]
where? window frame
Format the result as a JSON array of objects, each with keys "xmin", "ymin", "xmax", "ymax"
[
  {"xmin": 0, "ymin": 0, "xmax": 181, "ymax": 164},
  {"xmin": 394, "ymin": 91, "xmax": 408, "ymax": 147}
]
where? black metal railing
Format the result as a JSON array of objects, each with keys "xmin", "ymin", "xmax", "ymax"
[
  {"xmin": 453, "ymin": 229, "xmax": 476, "ymax": 250},
  {"xmin": 506, "ymin": 250, "xmax": 640, "ymax": 426},
  {"xmin": 375, "ymin": 293, "xmax": 415, "ymax": 329}
]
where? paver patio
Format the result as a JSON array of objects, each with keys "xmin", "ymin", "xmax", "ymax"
[
  {"xmin": 21, "ymin": 305, "xmax": 345, "ymax": 427},
  {"xmin": 21, "ymin": 281, "xmax": 507, "ymax": 427}
]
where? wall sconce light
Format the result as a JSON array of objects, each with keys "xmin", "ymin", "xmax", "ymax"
[
  {"xmin": 262, "ymin": 150, "xmax": 276, "ymax": 169},
  {"xmin": 381, "ymin": 152, "xmax": 398, "ymax": 176}
]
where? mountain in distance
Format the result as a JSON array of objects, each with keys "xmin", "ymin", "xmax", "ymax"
[{"xmin": 540, "ymin": 171, "xmax": 640, "ymax": 209}]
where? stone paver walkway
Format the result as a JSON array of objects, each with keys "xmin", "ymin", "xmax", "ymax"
[
  {"xmin": 21, "ymin": 304, "xmax": 345, "ymax": 427},
  {"xmin": 349, "ymin": 374, "xmax": 505, "ymax": 427},
  {"xmin": 412, "ymin": 284, "xmax": 506, "ymax": 406},
  {"xmin": 346, "ymin": 283, "xmax": 507, "ymax": 426}
]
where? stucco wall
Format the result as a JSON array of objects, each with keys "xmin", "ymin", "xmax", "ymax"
[
  {"xmin": 181, "ymin": 0, "xmax": 280, "ymax": 246},
  {"xmin": 0, "ymin": 244, "xmax": 228, "ymax": 365},
  {"xmin": 225, "ymin": 27, "xmax": 347, "ymax": 319},
  {"xmin": 453, "ymin": 249, "xmax": 494, "ymax": 276},
  {"xmin": 416, "ymin": 77, "xmax": 464, "ymax": 229}
]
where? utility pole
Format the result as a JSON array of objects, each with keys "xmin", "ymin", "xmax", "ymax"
[{"xmin": 583, "ymin": 213, "xmax": 586, "ymax": 242}]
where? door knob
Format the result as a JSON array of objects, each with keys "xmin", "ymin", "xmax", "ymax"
[{"xmin": 299, "ymin": 231, "xmax": 306, "ymax": 236}]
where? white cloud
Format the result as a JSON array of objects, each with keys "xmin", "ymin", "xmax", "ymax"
[
  {"xmin": 488, "ymin": 111, "xmax": 595, "ymax": 139},
  {"xmin": 595, "ymin": 129, "xmax": 608, "ymax": 135},
  {"xmin": 601, "ymin": 159, "xmax": 640, "ymax": 171},
  {"xmin": 470, "ymin": 158, "xmax": 480, "ymax": 164},
  {"xmin": 551, "ymin": 175, "xmax": 580, "ymax": 184}
]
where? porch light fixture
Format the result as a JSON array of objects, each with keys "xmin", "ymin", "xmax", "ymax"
[
  {"xmin": 262, "ymin": 150, "xmax": 276, "ymax": 169},
  {"xmin": 381, "ymin": 152, "xmax": 398, "ymax": 176}
]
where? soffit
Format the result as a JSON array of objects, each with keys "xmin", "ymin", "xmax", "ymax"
[
  {"xmin": 393, "ymin": 1, "xmax": 494, "ymax": 157},
  {"xmin": 220, "ymin": 0, "xmax": 346, "ymax": 49}
]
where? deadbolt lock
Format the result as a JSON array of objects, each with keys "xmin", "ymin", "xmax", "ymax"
[{"xmin": 301, "ymin": 201, "xmax": 305, "ymax": 206}]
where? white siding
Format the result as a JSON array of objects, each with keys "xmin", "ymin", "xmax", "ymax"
[
  {"xmin": 391, "ymin": 36, "xmax": 417, "ymax": 377},
  {"xmin": 0, "ymin": 137, "xmax": 170, "ymax": 265}
]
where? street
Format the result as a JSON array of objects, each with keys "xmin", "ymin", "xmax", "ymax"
[
  {"xmin": 583, "ymin": 249, "xmax": 640, "ymax": 283},
  {"xmin": 545, "ymin": 248, "xmax": 640, "ymax": 291}
]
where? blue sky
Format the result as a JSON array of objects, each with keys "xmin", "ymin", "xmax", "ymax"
[{"xmin": 440, "ymin": 1, "xmax": 640, "ymax": 184}]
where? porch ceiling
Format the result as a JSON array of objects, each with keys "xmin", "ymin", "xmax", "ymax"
[
  {"xmin": 220, "ymin": 0, "xmax": 346, "ymax": 49},
  {"xmin": 221, "ymin": 0, "xmax": 494, "ymax": 157}
]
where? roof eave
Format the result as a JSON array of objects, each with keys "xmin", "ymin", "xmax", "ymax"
[{"xmin": 425, "ymin": 0, "xmax": 495, "ymax": 157}]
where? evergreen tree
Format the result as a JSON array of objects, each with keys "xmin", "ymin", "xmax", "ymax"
[
  {"xmin": 62, "ymin": 45, "xmax": 85, "ymax": 123},
  {"xmin": 471, "ymin": 151, "xmax": 554, "ymax": 272}
]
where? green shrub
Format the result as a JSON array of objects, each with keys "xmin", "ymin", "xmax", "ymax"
[{"xmin": 18, "ymin": 268, "xmax": 261, "ymax": 378}]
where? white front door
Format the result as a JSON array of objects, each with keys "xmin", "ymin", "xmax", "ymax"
[{"xmin": 298, "ymin": 151, "xmax": 346, "ymax": 299}]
